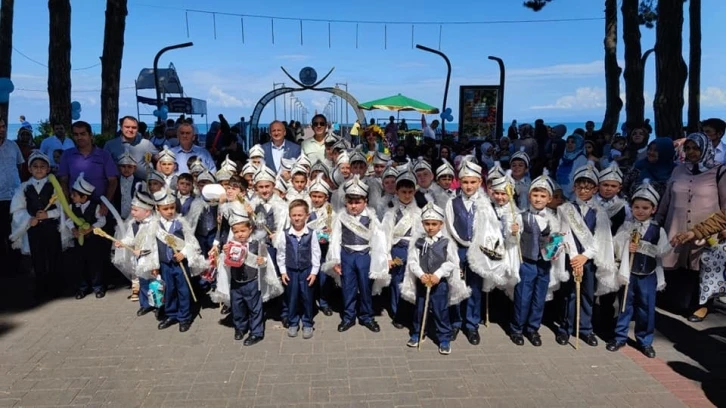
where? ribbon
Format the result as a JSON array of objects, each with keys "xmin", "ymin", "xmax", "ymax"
[{"xmin": 48, "ymin": 174, "xmax": 90, "ymax": 245}]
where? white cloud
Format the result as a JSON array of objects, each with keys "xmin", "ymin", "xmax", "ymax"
[
  {"xmin": 531, "ymin": 87, "xmax": 606, "ymax": 110},
  {"xmin": 207, "ymin": 85, "xmax": 253, "ymax": 108},
  {"xmin": 509, "ymin": 60, "xmax": 614, "ymax": 79},
  {"xmin": 701, "ymin": 87, "xmax": 726, "ymax": 106}
]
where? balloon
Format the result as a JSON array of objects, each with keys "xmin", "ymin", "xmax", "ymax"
[
  {"xmin": 71, "ymin": 111, "xmax": 81, "ymax": 120},
  {"xmin": 440, "ymin": 107, "xmax": 454, "ymax": 122},
  {"xmin": 48, "ymin": 174, "xmax": 90, "ymax": 246},
  {"xmin": 0, "ymin": 77, "xmax": 14, "ymax": 104},
  {"xmin": 153, "ymin": 105, "xmax": 169, "ymax": 121},
  {"xmin": 71, "ymin": 101, "xmax": 81, "ymax": 112}
]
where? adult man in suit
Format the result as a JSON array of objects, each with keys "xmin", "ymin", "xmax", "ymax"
[{"xmin": 263, "ymin": 120, "xmax": 301, "ymax": 173}]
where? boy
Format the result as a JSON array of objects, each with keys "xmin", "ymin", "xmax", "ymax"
[
  {"xmin": 10, "ymin": 151, "xmax": 66, "ymax": 298},
  {"xmin": 487, "ymin": 171, "xmax": 523, "ymax": 297},
  {"xmin": 241, "ymin": 161, "xmax": 258, "ymax": 200},
  {"xmin": 279, "ymin": 158, "xmax": 295, "ymax": 182},
  {"xmin": 436, "ymin": 160, "xmax": 456, "ymax": 198},
  {"xmin": 486, "ymin": 161, "xmax": 505, "ymax": 191},
  {"xmin": 216, "ymin": 168, "xmax": 234, "ymax": 188},
  {"xmin": 375, "ymin": 165, "xmax": 398, "ymax": 217},
  {"xmin": 220, "ymin": 154, "xmax": 238, "ymax": 174},
  {"xmin": 306, "ymin": 174, "xmax": 335, "ymax": 316},
  {"xmin": 509, "ymin": 172, "xmax": 566, "ymax": 346},
  {"xmin": 157, "ymin": 146, "xmax": 178, "ymax": 191},
  {"xmin": 154, "ymin": 187, "xmax": 206, "ymax": 332},
  {"xmin": 66, "ymin": 173, "xmax": 107, "ymax": 299},
  {"xmin": 147, "ymin": 170, "xmax": 166, "ymax": 194},
  {"xmin": 274, "ymin": 178, "xmax": 289, "ymax": 200},
  {"xmin": 175, "ymin": 173, "xmax": 195, "ymax": 216},
  {"xmin": 331, "ymin": 151, "xmax": 351, "ymax": 212},
  {"xmin": 401, "ymin": 202, "xmax": 470, "ymax": 355},
  {"xmin": 606, "ymin": 181, "xmax": 670, "ymax": 358},
  {"xmin": 115, "ymin": 149, "xmax": 142, "ymax": 219},
  {"xmin": 364, "ymin": 151, "xmax": 389, "ymax": 213},
  {"xmin": 287, "ymin": 164, "xmax": 310, "ymax": 204},
  {"xmin": 249, "ymin": 144, "xmax": 265, "ymax": 167},
  {"xmin": 413, "ymin": 159, "xmax": 447, "ymax": 209},
  {"xmin": 324, "ymin": 175, "xmax": 389, "ymax": 333},
  {"xmin": 187, "ymin": 170, "xmax": 220, "ymax": 259},
  {"xmin": 509, "ymin": 148, "xmax": 531, "ymax": 210},
  {"xmin": 556, "ymin": 163, "xmax": 617, "ymax": 347},
  {"xmin": 276, "ymin": 200, "xmax": 322, "ymax": 339},
  {"xmin": 382, "ymin": 169, "xmax": 421, "ymax": 329},
  {"xmin": 350, "ymin": 149, "xmax": 368, "ymax": 177}
]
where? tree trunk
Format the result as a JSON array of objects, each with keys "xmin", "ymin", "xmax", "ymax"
[
  {"xmin": 48, "ymin": 0, "xmax": 71, "ymax": 127},
  {"xmin": 654, "ymin": 0, "xmax": 688, "ymax": 139},
  {"xmin": 687, "ymin": 0, "xmax": 701, "ymax": 133},
  {"xmin": 0, "ymin": 0, "xmax": 14, "ymax": 125},
  {"xmin": 621, "ymin": 0, "xmax": 645, "ymax": 129},
  {"xmin": 100, "ymin": 0, "xmax": 127, "ymax": 136},
  {"xmin": 600, "ymin": 0, "xmax": 622, "ymax": 135}
]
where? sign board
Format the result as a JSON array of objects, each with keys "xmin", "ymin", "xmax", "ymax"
[
  {"xmin": 166, "ymin": 97, "xmax": 208, "ymax": 115},
  {"xmin": 458, "ymin": 85, "xmax": 499, "ymax": 140}
]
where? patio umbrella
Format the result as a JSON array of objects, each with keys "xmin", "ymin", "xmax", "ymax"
[{"xmin": 358, "ymin": 94, "xmax": 440, "ymax": 114}]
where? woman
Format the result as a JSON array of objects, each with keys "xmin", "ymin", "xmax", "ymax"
[
  {"xmin": 16, "ymin": 128, "xmax": 35, "ymax": 182},
  {"xmin": 433, "ymin": 145, "xmax": 452, "ymax": 171},
  {"xmin": 657, "ymin": 133, "xmax": 726, "ymax": 321},
  {"xmin": 479, "ymin": 142, "xmax": 496, "ymax": 171},
  {"xmin": 555, "ymin": 134, "xmax": 588, "ymax": 200},
  {"xmin": 497, "ymin": 136, "xmax": 514, "ymax": 168},
  {"xmin": 361, "ymin": 126, "xmax": 386, "ymax": 155},
  {"xmin": 621, "ymin": 137, "xmax": 676, "ymax": 199},
  {"xmin": 620, "ymin": 126, "xmax": 649, "ymax": 167}
]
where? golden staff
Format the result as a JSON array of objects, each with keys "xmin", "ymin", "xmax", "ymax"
[
  {"xmin": 164, "ymin": 234, "xmax": 198, "ymax": 303},
  {"xmin": 92, "ymin": 227, "xmax": 151, "ymax": 256},
  {"xmin": 418, "ymin": 280, "xmax": 433, "ymax": 350},
  {"xmin": 504, "ymin": 183, "xmax": 522, "ymax": 263},
  {"xmin": 575, "ymin": 270, "xmax": 582, "ymax": 350},
  {"xmin": 42, "ymin": 194, "xmax": 58, "ymax": 212},
  {"xmin": 622, "ymin": 230, "xmax": 641, "ymax": 313},
  {"xmin": 485, "ymin": 292, "xmax": 490, "ymax": 328}
]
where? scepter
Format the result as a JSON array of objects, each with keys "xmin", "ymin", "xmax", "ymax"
[
  {"xmin": 622, "ymin": 230, "xmax": 641, "ymax": 313},
  {"xmin": 418, "ymin": 281, "xmax": 433, "ymax": 350},
  {"xmin": 575, "ymin": 270, "xmax": 582, "ymax": 350},
  {"xmin": 504, "ymin": 182, "xmax": 522, "ymax": 263},
  {"xmin": 164, "ymin": 235, "xmax": 198, "ymax": 304}
]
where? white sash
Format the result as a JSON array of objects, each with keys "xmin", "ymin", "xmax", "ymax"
[
  {"xmin": 561, "ymin": 203, "xmax": 595, "ymax": 253},
  {"xmin": 339, "ymin": 213, "xmax": 372, "ymax": 241},
  {"xmin": 391, "ymin": 210, "xmax": 414, "ymax": 243},
  {"xmin": 155, "ymin": 224, "xmax": 185, "ymax": 251}
]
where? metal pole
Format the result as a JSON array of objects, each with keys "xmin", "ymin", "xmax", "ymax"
[
  {"xmin": 153, "ymin": 42, "xmax": 194, "ymax": 115},
  {"xmin": 488, "ymin": 56, "xmax": 506, "ymax": 140},
  {"xmin": 284, "ymin": 92, "xmax": 288, "ymax": 122},
  {"xmin": 415, "ymin": 44, "xmax": 451, "ymax": 138},
  {"xmin": 273, "ymin": 82, "xmax": 285, "ymax": 120}
]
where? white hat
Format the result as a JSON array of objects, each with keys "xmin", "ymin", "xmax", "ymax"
[
  {"xmin": 343, "ymin": 174, "xmax": 368, "ymax": 197},
  {"xmin": 188, "ymin": 157, "xmax": 206, "ymax": 175},
  {"xmin": 131, "ymin": 190, "xmax": 155, "ymax": 210},
  {"xmin": 275, "ymin": 178, "xmax": 289, "ymax": 193},
  {"xmin": 227, "ymin": 203, "xmax": 250, "ymax": 226},
  {"xmin": 324, "ymin": 131, "xmax": 339, "ymax": 144},
  {"xmin": 396, "ymin": 169, "xmax": 416, "ymax": 186},
  {"xmin": 220, "ymin": 155, "xmax": 238, "ymax": 172},
  {"xmin": 28, "ymin": 150, "xmax": 51, "ymax": 166},
  {"xmin": 153, "ymin": 187, "xmax": 176, "ymax": 206},
  {"xmin": 148, "ymin": 170, "xmax": 165, "ymax": 185},
  {"xmin": 215, "ymin": 168, "xmax": 233, "ymax": 182},
  {"xmin": 490, "ymin": 169, "xmax": 513, "ymax": 192},
  {"xmin": 529, "ymin": 168, "xmax": 555, "ymax": 195},
  {"xmin": 241, "ymin": 161, "xmax": 258, "ymax": 177},
  {"xmin": 249, "ymin": 144, "xmax": 265, "ymax": 159},
  {"xmin": 372, "ymin": 151, "xmax": 390, "ymax": 166},
  {"xmin": 253, "ymin": 166, "xmax": 277, "ymax": 184},
  {"xmin": 421, "ymin": 202, "xmax": 445, "ymax": 222},
  {"xmin": 117, "ymin": 148, "xmax": 137, "ymax": 166},
  {"xmin": 291, "ymin": 164, "xmax": 308, "ymax": 177},
  {"xmin": 599, "ymin": 162, "xmax": 623, "ymax": 184},
  {"xmin": 332, "ymin": 139, "xmax": 350, "ymax": 152},
  {"xmin": 296, "ymin": 154, "xmax": 312, "ymax": 168},
  {"xmin": 458, "ymin": 156, "xmax": 483, "ymax": 179},
  {"xmin": 157, "ymin": 146, "xmax": 176, "ymax": 163},
  {"xmin": 487, "ymin": 161, "xmax": 505, "ymax": 180},
  {"xmin": 413, "ymin": 158, "xmax": 432, "ymax": 174},
  {"xmin": 310, "ymin": 159, "xmax": 331, "ymax": 179},
  {"xmin": 335, "ymin": 150, "xmax": 350, "ymax": 166},
  {"xmin": 280, "ymin": 158, "xmax": 296, "ymax": 172},
  {"xmin": 72, "ymin": 172, "xmax": 95, "ymax": 196},
  {"xmin": 632, "ymin": 178, "xmax": 660, "ymax": 205},
  {"xmin": 349, "ymin": 149, "xmax": 367, "ymax": 164},
  {"xmin": 309, "ymin": 173, "xmax": 331, "ymax": 196},
  {"xmin": 197, "ymin": 169, "xmax": 217, "ymax": 184},
  {"xmin": 572, "ymin": 161, "xmax": 599, "ymax": 184},
  {"xmin": 435, "ymin": 159, "xmax": 455, "ymax": 179},
  {"xmin": 510, "ymin": 147, "xmax": 530, "ymax": 168},
  {"xmin": 382, "ymin": 165, "xmax": 398, "ymax": 179}
]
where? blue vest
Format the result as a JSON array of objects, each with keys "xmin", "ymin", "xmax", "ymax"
[
  {"xmin": 176, "ymin": 196, "xmax": 193, "ymax": 216},
  {"xmin": 520, "ymin": 212, "xmax": 551, "ymax": 262},
  {"xmin": 393, "ymin": 209, "xmax": 413, "ymax": 248},
  {"xmin": 631, "ymin": 223, "xmax": 660, "ymax": 275},
  {"xmin": 195, "ymin": 205, "xmax": 218, "ymax": 237},
  {"xmin": 415, "ymin": 237, "xmax": 449, "ymax": 274},
  {"xmin": 231, "ymin": 241, "xmax": 259, "ymax": 283},
  {"xmin": 341, "ymin": 215, "xmax": 370, "ymax": 249},
  {"xmin": 610, "ymin": 206, "xmax": 627, "ymax": 236},
  {"xmin": 255, "ymin": 203, "xmax": 277, "ymax": 232},
  {"xmin": 285, "ymin": 230, "xmax": 313, "ymax": 270},
  {"xmin": 451, "ymin": 196, "xmax": 475, "ymax": 243},
  {"xmin": 157, "ymin": 219, "xmax": 184, "ymax": 263},
  {"xmin": 573, "ymin": 203, "xmax": 597, "ymax": 254}
]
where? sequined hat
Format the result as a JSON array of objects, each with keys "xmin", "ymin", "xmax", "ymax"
[
  {"xmin": 220, "ymin": 155, "xmax": 238, "ymax": 172},
  {"xmin": 291, "ymin": 164, "xmax": 308, "ymax": 177},
  {"xmin": 572, "ymin": 161, "xmax": 600, "ymax": 185},
  {"xmin": 197, "ymin": 169, "xmax": 217, "ymax": 184},
  {"xmin": 215, "ymin": 168, "xmax": 233, "ymax": 182},
  {"xmin": 458, "ymin": 156, "xmax": 483, "ymax": 179},
  {"xmin": 275, "ymin": 178, "xmax": 289, "ymax": 193},
  {"xmin": 131, "ymin": 190, "xmax": 155, "ymax": 210},
  {"xmin": 72, "ymin": 172, "xmax": 95, "ymax": 196},
  {"xmin": 372, "ymin": 151, "xmax": 391, "ymax": 166},
  {"xmin": 227, "ymin": 202, "xmax": 250, "ymax": 226},
  {"xmin": 487, "ymin": 161, "xmax": 506, "ymax": 180},
  {"xmin": 309, "ymin": 173, "xmax": 331, "ymax": 196},
  {"xmin": 153, "ymin": 187, "xmax": 176, "ymax": 206},
  {"xmin": 280, "ymin": 158, "xmax": 296, "ymax": 172},
  {"xmin": 413, "ymin": 158, "xmax": 432, "ymax": 174},
  {"xmin": 335, "ymin": 150, "xmax": 350, "ymax": 166},
  {"xmin": 147, "ymin": 170, "xmax": 165, "ymax": 185},
  {"xmin": 27, "ymin": 150, "xmax": 51, "ymax": 166},
  {"xmin": 396, "ymin": 168, "xmax": 417, "ymax": 187},
  {"xmin": 253, "ymin": 166, "xmax": 277, "ymax": 184},
  {"xmin": 435, "ymin": 159, "xmax": 455, "ymax": 179},
  {"xmin": 421, "ymin": 202, "xmax": 445, "ymax": 222},
  {"xmin": 157, "ymin": 146, "xmax": 176, "ymax": 163},
  {"xmin": 117, "ymin": 148, "xmax": 137, "ymax": 166},
  {"xmin": 510, "ymin": 147, "xmax": 530, "ymax": 168},
  {"xmin": 349, "ymin": 149, "xmax": 368, "ymax": 164},
  {"xmin": 188, "ymin": 157, "xmax": 206, "ymax": 175},
  {"xmin": 598, "ymin": 162, "xmax": 623, "ymax": 184},
  {"xmin": 296, "ymin": 154, "xmax": 312, "ymax": 168},
  {"xmin": 490, "ymin": 169, "xmax": 513, "ymax": 192},
  {"xmin": 249, "ymin": 144, "xmax": 265, "ymax": 159},
  {"xmin": 241, "ymin": 161, "xmax": 258, "ymax": 177},
  {"xmin": 310, "ymin": 159, "xmax": 331, "ymax": 179},
  {"xmin": 529, "ymin": 168, "xmax": 555, "ymax": 195},
  {"xmin": 632, "ymin": 178, "xmax": 660, "ymax": 206},
  {"xmin": 343, "ymin": 174, "xmax": 368, "ymax": 197},
  {"xmin": 382, "ymin": 165, "xmax": 398, "ymax": 179}
]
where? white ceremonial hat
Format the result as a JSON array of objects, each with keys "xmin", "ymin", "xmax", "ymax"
[
  {"xmin": 291, "ymin": 163, "xmax": 308, "ymax": 177},
  {"xmin": 632, "ymin": 178, "xmax": 660, "ymax": 206},
  {"xmin": 188, "ymin": 157, "xmax": 206, "ymax": 175},
  {"xmin": 153, "ymin": 187, "xmax": 176, "ymax": 206},
  {"xmin": 117, "ymin": 148, "xmax": 137, "ymax": 166},
  {"xmin": 343, "ymin": 174, "xmax": 369, "ymax": 197},
  {"xmin": 421, "ymin": 202, "xmax": 445, "ymax": 222},
  {"xmin": 396, "ymin": 168, "xmax": 417, "ymax": 186},
  {"xmin": 72, "ymin": 172, "xmax": 95, "ymax": 196},
  {"xmin": 413, "ymin": 158, "xmax": 432, "ymax": 174},
  {"xmin": 490, "ymin": 169, "xmax": 513, "ymax": 192},
  {"xmin": 253, "ymin": 166, "xmax": 277, "ymax": 184},
  {"xmin": 157, "ymin": 146, "xmax": 176, "ymax": 163},
  {"xmin": 249, "ymin": 144, "xmax": 265, "ymax": 158},
  {"xmin": 131, "ymin": 190, "xmax": 156, "ymax": 210},
  {"xmin": 241, "ymin": 161, "xmax": 258, "ymax": 176},
  {"xmin": 220, "ymin": 155, "xmax": 238, "ymax": 172},
  {"xmin": 487, "ymin": 160, "xmax": 505, "ymax": 180},
  {"xmin": 215, "ymin": 168, "xmax": 233, "ymax": 182},
  {"xmin": 275, "ymin": 178, "xmax": 289, "ymax": 193},
  {"xmin": 197, "ymin": 169, "xmax": 217, "ymax": 184},
  {"xmin": 280, "ymin": 158, "xmax": 296, "ymax": 172},
  {"xmin": 349, "ymin": 149, "xmax": 367, "ymax": 164},
  {"xmin": 599, "ymin": 162, "xmax": 623, "ymax": 184},
  {"xmin": 572, "ymin": 161, "xmax": 600, "ymax": 184},
  {"xmin": 529, "ymin": 168, "xmax": 555, "ymax": 195},
  {"xmin": 296, "ymin": 154, "xmax": 312, "ymax": 168},
  {"xmin": 324, "ymin": 132, "xmax": 339, "ymax": 144},
  {"xmin": 510, "ymin": 147, "xmax": 530, "ymax": 168},
  {"xmin": 332, "ymin": 139, "xmax": 350, "ymax": 152},
  {"xmin": 310, "ymin": 159, "xmax": 331, "ymax": 179},
  {"xmin": 309, "ymin": 173, "xmax": 331, "ymax": 196},
  {"xmin": 201, "ymin": 183, "xmax": 226, "ymax": 201},
  {"xmin": 28, "ymin": 150, "xmax": 51, "ymax": 166},
  {"xmin": 435, "ymin": 159, "xmax": 455, "ymax": 179},
  {"xmin": 335, "ymin": 150, "xmax": 350, "ymax": 166},
  {"xmin": 147, "ymin": 170, "xmax": 165, "ymax": 185},
  {"xmin": 458, "ymin": 156, "xmax": 483, "ymax": 179},
  {"xmin": 227, "ymin": 202, "xmax": 250, "ymax": 226},
  {"xmin": 372, "ymin": 151, "xmax": 390, "ymax": 166},
  {"xmin": 382, "ymin": 165, "xmax": 398, "ymax": 179}
]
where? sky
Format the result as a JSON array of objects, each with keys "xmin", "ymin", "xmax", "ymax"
[{"xmin": 7, "ymin": 0, "xmax": 726, "ymax": 128}]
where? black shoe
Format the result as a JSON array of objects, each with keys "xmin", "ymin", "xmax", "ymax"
[
  {"xmin": 641, "ymin": 345, "xmax": 656, "ymax": 358},
  {"xmin": 451, "ymin": 327, "xmax": 460, "ymax": 341},
  {"xmin": 583, "ymin": 333, "xmax": 599, "ymax": 347},
  {"xmin": 178, "ymin": 321, "xmax": 191, "ymax": 332},
  {"xmin": 466, "ymin": 329, "xmax": 480, "ymax": 345},
  {"xmin": 525, "ymin": 331, "xmax": 542, "ymax": 347},
  {"xmin": 157, "ymin": 318, "xmax": 178, "ymax": 330},
  {"xmin": 137, "ymin": 306, "xmax": 154, "ymax": 317},
  {"xmin": 510, "ymin": 333, "xmax": 525, "ymax": 346},
  {"xmin": 320, "ymin": 306, "xmax": 333, "ymax": 316},
  {"xmin": 337, "ymin": 321, "xmax": 355, "ymax": 332},
  {"xmin": 362, "ymin": 320, "xmax": 380, "ymax": 333},
  {"xmin": 234, "ymin": 330, "xmax": 245, "ymax": 341},
  {"xmin": 282, "ymin": 318, "xmax": 290, "ymax": 328},
  {"xmin": 243, "ymin": 334, "xmax": 264, "ymax": 346},
  {"xmin": 75, "ymin": 290, "xmax": 87, "ymax": 300},
  {"xmin": 95, "ymin": 291, "xmax": 106, "ymax": 299},
  {"xmin": 687, "ymin": 314, "xmax": 705, "ymax": 323},
  {"xmin": 154, "ymin": 308, "xmax": 164, "ymax": 321},
  {"xmin": 555, "ymin": 332, "xmax": 569, "ymax": 346},
  {"xmin": 392, "ymin": 321, "xmax": 405, "ymax": 330},
  {"xmin": 220, "ymin": 305, "xmax": 230, "ymax": 315},
  {"xmin": 606, "ymin": 340, "xmax": 626, "ymax": 352}
]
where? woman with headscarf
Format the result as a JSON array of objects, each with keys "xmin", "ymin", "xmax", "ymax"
[
  {"xmin": 656, "ymin": 133, "xmax": 726, "ymax": 322},
  {"xmin": 621, "ymin": 137, "xmax": 676, "ymax": 199},
  {"xmin": 620, "ymin": 126, "xmax": 650, "ymax": 167},
  {"xmin": 479, "ymin": 141, "xmax": 496, "ymax": 171},
  {"xmin": 555, "ymin": 134, "xmax": 588, "ymax": 200}
]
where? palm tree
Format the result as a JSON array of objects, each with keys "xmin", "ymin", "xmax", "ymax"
[
  {"xmin": 101, "ymin": 0, "xmax": 128, "ymax": 136},
  {"xmin": 48, "ymin": 0, "xmax": 71, "ymax": 127},
  {"xmin": 0, "ymin": 0, "xmax": 14, "ymax": 124}
]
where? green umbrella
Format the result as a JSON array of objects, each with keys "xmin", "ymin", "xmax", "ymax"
[{"xmin": 358, "ymin": 93, "xmax": 440, "ymax": 114}]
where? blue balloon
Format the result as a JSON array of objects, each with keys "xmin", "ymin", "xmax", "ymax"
[
  {"xmin": 72, "ymin": 111, "xmax": 81, "ymax": 120},
  {"xmin": 0, "ymin": 77, "xmax": 14, "ymax": 93},
  {"xmin": 71, "ymin": 101, "xmax": 81, "ymax": 112},
  {"xmin": 440, "ymin": 107, "xmax": 454, "ymax": 122},
  {"xmin": 160, "ymin": 105, "xmax": 168, "ymax": 114}
]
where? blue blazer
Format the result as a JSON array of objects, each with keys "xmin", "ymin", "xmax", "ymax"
[{"xmin": 262, "ymin": 141, "xmax": 302, "ymax": 173}]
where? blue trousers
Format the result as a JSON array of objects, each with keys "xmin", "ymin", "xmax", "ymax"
[
  {"xmin": 317, "ymin": 243, "xmax": 332, "ymax": 309},
  {"xmin": 286, "ymin": 267, "xmax": 315, "ymax": 328},
  {"xmin": 139, "ymin": 277, "xmax": 151, "ymax": 309},
  {"xmin": 614, "ymin": 273, "xmax": 657, "ymax": 346},
  {"xmin": 389, "ymin": 245, "xmax": 408, "ymax": 322},
  {"xmin": 453, "ymin": 247, "xmax": 482, "ymax": 331},
  {"xmin": 160, "ymin": 261, "xmax": 192, "ymax": 322},
  {"xmin": 231, "ymin": 278, "xmax": 264, "ymax": 336},
  {"xmin": 559, "ymin": 260, "xmax": 595, "ymax": 336},
  {"xmin": 412, "ymin": 278, "xmax": 452, "ymax": 343},
  {"xmin": 340, "ymin": 250, "xmax": 373, "ymax": 324},
  {"xmin": 511, "ymin": 259, "xmax": 551, "ymax": 334}
]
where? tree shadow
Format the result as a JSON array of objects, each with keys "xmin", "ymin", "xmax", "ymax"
[{"xmin": 0, "ymin": 320, "xmax": 19, "ymax": 339}]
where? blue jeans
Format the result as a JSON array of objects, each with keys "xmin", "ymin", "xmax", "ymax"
[
  {"xmin": 614, "ymin": 273, "xmax": 656, "ymax": 346},
  {"xmin": 559, "ymin": 260, "xmax": 595, "ymax": 336},
  {"xmin": 389, "ymin": 245, "xmax": 408, "ymax": 321},
  {"xmin": 340, "ymin": 250, "xmax": 373, "ymax": 324},
  {"xmin": 511, "ymin": 259, "xmax": 551, "ymax": 334}
]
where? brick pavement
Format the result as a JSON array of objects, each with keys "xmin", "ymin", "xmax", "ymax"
[{"xmin": 0, "ymin": 285, "xmax": 723, "ymax": 408}]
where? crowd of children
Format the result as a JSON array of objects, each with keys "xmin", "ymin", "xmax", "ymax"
[{"xmin": 10, "ymin": 126, "xmax": 686, "ymax": 357}]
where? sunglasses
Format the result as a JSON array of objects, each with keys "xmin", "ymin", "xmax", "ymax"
[{"xmin": 313, "ymin": 121, "xmax": 326, "ymax": 127}]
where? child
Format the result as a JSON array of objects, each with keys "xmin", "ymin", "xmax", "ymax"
[
  {"xmin": 324, "ymin": 175, "xmax": 389, "ymax": 333},
  {"xmin": 547, "ymin": 183, "xmax": 565, "ymax": 211},
  {"xmin": 375, "ymin": 165, "xmax": 398, "ymax": 217},
  {"xmin": 10, "ymin": 150, "xmax": 68, "ymax": 297},
  {"xmin": 113, "ymin": 190, "xmax": 160, "ymax": 316},
  {"xmin": 241, "ymin": 161, "xmax": 258, "ymax": 200},
  {"xmin": 556, "ymin": 163, "xmax": 617, "ymax": 347},
  {"xmin": 154, "ymin": 187, "xmax": 206, "ymax": 332},
  {"xmin": 274, "ymin": 178, "xmax": 289, "ymax": 201},
  {"xmin": 279, "ymin": 158, "xmax": 295, "ymax": 182},
  {"xmin": 115, "ymin": 149, "xmax": 142, "ymax": 220},
  {"xmin": 486, "ymin": 161, "xmax": 506, "ymax": 191},
  {"xmin": 413, "ymin": 159, "xmax": 447, "ymax": 209},
  {"xmin": 606, "ymin": 135, "xmax": 626, "ymax": 167},
  {"xmin": 509, "ymin": 172, "xmax": 566, "ymax": 346},
  {"xmin": 286, "ymin": 164, "xmax": 309, "ymax": 204},
  {"xmin": 330, "ymin": 151, "xmax": 351, "ymax": 212},
  {"xmin": 306, "ymin": 174, "xmax": 335, "ymax": 316},
  {"xmin": 436, "ymin": 160, "xmax": 456, "ymax": 198},
  {"xmin": 147, "ymin": 170, "xmax": 166, "ymax": 194},
  {"xmin": 187, "ymin": 170, "xmax": 220, "ymax": 259},
  {"xmin": 350, "ymin": 148, "xmax": 368, "ymax": 177},
  {"xmin": 276, "ymin": 200, "xmax": 322, "ymax": 339},
  {"xmin": 364, "ymin": 151, "xmax": 389, "ymax": 212},
  {"xmin": 382, "ymin": 169, "xmax": 421, "ymax": 329},
  {"xmin": 66, "ymin": 173, "xmax": 107, "ymax": 299},
  {"xmin": 157, "ymin": 146, "xmax": 178, "ymax": 191},
  {"xmin": 175, "ymin": 173, "xmax": 195, "ymax": 216},
  {"xmin": 249, "ymin": 144, "xmax": 265, "ymax": 167},
  {"xmin": 401, "ymin": 202, "xmax": 470, "ymax": 355},
  {"xmin": 509, "ymin": 148, "xmax": 531, "ymax": 210},
  {"xmin": 606, "ymin": 180, "xmax": 669, "ymax": 358},
  {"xmin": 486, "ymin": 172, "xmax": 522, "ymax": 297}
]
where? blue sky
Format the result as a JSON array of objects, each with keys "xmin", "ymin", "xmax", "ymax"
[{"xmin": 7, "ymin": 0, "xmax": 726, "ymax": 127}]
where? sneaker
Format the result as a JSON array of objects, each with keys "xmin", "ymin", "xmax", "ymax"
[
  {"xmin": 406, "ymin": 335, "xmax": 419, "ymax": 348},
  {"xmin": 302, "ymin": 327, "xmax": 314, "ymax": 339},
  {"xmin": 287, "ymin": 325, "xmax": 299, "ymax": 338},
  {"xmin": 438, "ymin": 342, "xmax": 451, "ymax": 355}
]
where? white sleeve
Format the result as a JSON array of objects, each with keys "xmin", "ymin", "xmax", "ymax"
[
  {"xmin": 433, "ymin": 239, "xmax": 459, "ymax": 279},
  {"xmin": 408, "ymin": 246, "xmax": 425, "ymax": 279},
  {"xmin": 276, "ymin": 233, "xmax": 288, "ymax": 276},
  {"xmin": 310, "ymin": 233, "xmax": 321, "ymax": 276},
  {"xmin": 46, "ymin": 208, "xmax": 60, "ymax": 219},
  {"xmin": 93, "ymin": 205, "xmax": 107, "ymax": 229}
]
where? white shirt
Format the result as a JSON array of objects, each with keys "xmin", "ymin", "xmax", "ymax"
[
  {"xmin": 276, "ymin": 226, "xmax": 321, "ymax": 276},
  {"xmin": 301, "ymin": 137, "xmax": 327, "ymax": 165},
  {"xmin": 715, "ymin": 138, "xmax": 726, "ymax": 165},
  {"xmin": 270, "ymin": 141, "xmax": 286, "ymax": 172},
  {"xmin": 65, "ymin": 201, "xmax": 106, "ymax": 230},
  {"xmin": 422, "ymin": 125, "xmax": 435, "ymax": 140},
  {"xmin": 39, "ymin": 135, "xmax": 75, "ymax": 166}
]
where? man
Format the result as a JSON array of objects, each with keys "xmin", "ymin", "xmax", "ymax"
[
  {"xmin": 170, "ymin": 122, "xmax": 217, "ymax": 174},
  {"xmin": 40, "ymin": 123, "xmax": 76, "ymax": 166},
  {"xmin": 702, "ymin": 118, "xmax": 726, "ymax": 165},
  {"xmin": 58, "ymin": 121, "xmax": 118, "ymax": 216},
  {"xmin": 302, "ymin": 115, "xmax": 329, "ymax": 165},
  {"xmin": 585, "ymin": 120, "xmax": 596, "ymax": 142},
  {"xmin": 399, "ymin": 119, "xmax": 409, "ymax": 132},
  {"xmin": 19, "ymin": 115, "xmax": 32, "ymax": 130},
  {"xmin": 104, "ymin": 116, "xmax": 158, "ymax": 179},
  {"xmin": 263, "ymin": 120, "xmax": 301, "ymax": 173},
  {"xmin": 0, "ymin": 118, "xmax": 23, "ymax": 274},
  {"xmin": 421, "ymin": 114, "xmax": 438, "ymax": 141},
  {"xmin": 384, "ymin": 116, "xmax": 398, "ymax": 150}
]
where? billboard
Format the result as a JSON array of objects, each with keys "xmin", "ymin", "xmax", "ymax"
[{"xmin": 458, "ymin": 85, "xmax": 499, "ymax": 140}]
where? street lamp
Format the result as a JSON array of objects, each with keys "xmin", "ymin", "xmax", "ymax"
[
  {"xmin": 153, "ymin": 42, "xmax": 194, "ymax": 120},
  {"xmin": 273, "ymin": 82, "xmax": 285, "ymax": 120}
]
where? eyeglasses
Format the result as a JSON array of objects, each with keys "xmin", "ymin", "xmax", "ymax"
[
  {"xmin": 574, "ymin": 185, "xmax": 595, "ymax": 192},
  {"xmin": 313, "ymin": 121, "xmax": 326, "ymax": 127}
]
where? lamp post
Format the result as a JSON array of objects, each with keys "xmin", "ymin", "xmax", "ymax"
[
  {"xmin": 335, "ymin": 82, "xmax": 348, "ymax": 126},
  {"xmin": 415, "ymin": 44, "xmax": 451, "ymax": 138},
  {"xmin": 272, "ymin": 82, "xmax": 285, "ymax": 120},
  {"xmin": 289, "ymin": 93, "xmax": 296, "ymax": 123},
  {"xmin": 153, "ymin": 42, "xmax": 194, "ymax": 121},
  {"xmin": 488, "ymin": 56, "xmax": 506, "ymax": 139}
]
